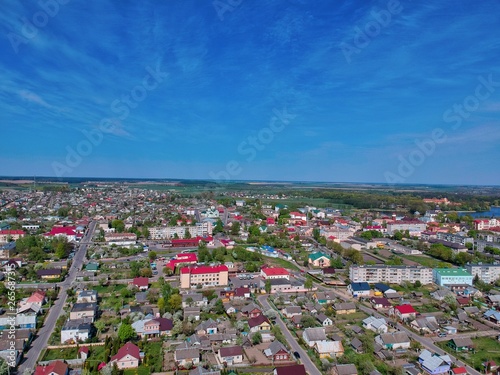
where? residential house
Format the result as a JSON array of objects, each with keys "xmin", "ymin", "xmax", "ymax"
[
  {"xmin": 196, "ymin": 319, "xmax": 218, "ymax": 335},
  {"xmin": 308, "ymin": 252, "xmax": 331, "ymax": 268},
  {"xmin": 110, "ymin": 342, "xmax": 141, "ymax": 370},
  {"xmin": 142, "ymin": 318, "xmax": 173, "ymax": 337},
  {"xmin": 263, "ymin": 341, "xmax": 290, "ymax": 361},
  {"xmin": 410, "ymin": 317, "xmax": 439, "ymax": 334},
  {"xmin": 375, "ymin": 332, "xmax": 411, "ymax": 350},
  {"xmin": 302, "ymin": 327, "xmax": 327, "ymax": 347},
  {"xmin": 22, "ymin": 290, "xmax": 46, "ymax": 308},
  {"xmin": 313, "ymin": 292, "xmax": 333, "ymax": 304},
  {"xmin": 60, "ymin": 319, "xmax": 92, "ymax": 344},
  {"xmin": 37, "ymin": 269, "xmax": 62, "ymax": 280},
  {"xmin": 333, "ymin": 302, "xmax": 357, "ymax": 315},
  {"xmin": 484, "ymin": 310, "xmax": 500, "ymax": 325},
  {"xmin": 76, "ymin": 290, "xmax": 98, "ymax": 303},
  {"xmin": 332, "ymin": 364, "xmax": 358, "ymax": 375},
  {"xmin": 449, "ymin": 367, "xmax": 467, "ymax": 375},
  {"xmin": 182, "ymin": 293, "xmax": 208, "ymax": 308},
  {"xmin": 418, "ymin": 349, "xmax": 452, "ymax": 375},
  {"xmin": 175, "ymin": 347, "xmax": 200, "ymax": 368},
  {"xmin": 234, "ymin": 287, "xmax": 251, "ymax": 299},
  {"xmin": 282, "ymin": 306, "xmax": 302, "ymax": 319},
  {"xmin": 218, "ymin": 346, "xmax": 244, "ymax": 365},
  {"xmin": 223, "ymin": 303, "xmax": 236, "ymax": 315},
  {"xmin": 34, "ymin": 361, "xmax": 69, "ymax": 375},
  {"xmin": 69, "ymin": 302, "xmax": 97, "ymax": 322},
  {"xmin": 184, "ymin": 307, "xmax": 201, "ymax": 321},
  {"xmin": 132, "ymin": 277, "xmax": 149, "ymax": 291},
  {"xmin": 447, "ymin": 338, "xmax": 474, "ymax": 352},
  {"xmin": 370, "ymin": 297, "xmax": 391, "ymax": 310},
  {"xmin": 316, "ymin": 313, "xmax": 333, "ymax": 326},
  {"xmin": 241, "ymin": 303, "xmax": 262, "ymax": 318},
  {"xmin": 274, "ymin": 364, "xmax": 306, "ymax": 375},
  {"xmin": 248, "ymin": 314, "xmax": 271, "ymax": 333},
  {"xmin": 350, "ymin": 337, "xmax": 363, "ymax": 353},
  {"xmin": 314, "ymin": 340, "xmax": 344, "ymax": 358},
  {"xmin": 391, "ymin": 305, "xmax": 417, "ymax": 321},
  {"xmin": 362, "ymin": 316, "xmax": 388, "ymax": 333},
  {"xmin": 347, "ymin": 282, "xmax": 371, "ymax": 297}
]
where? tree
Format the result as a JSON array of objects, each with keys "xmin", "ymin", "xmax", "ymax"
[
  {"xmin": 140, "ymin": 268, "xmax": 152, "ymax": 277},
  {"xmin": 111, "ymin": 219, "xmax": 125, "ymax": 233},
  {"xmin": 252, "ymin": 331, "xmax": 262, "ymax": 345},
  {"xmin": 213, "ymin": 220, "xmax": 224, "ymax": 234},
  {"xmin": 264, "ymin": 279, "xmax": 272, "ymax": 294},
  {"xmin": 0, "ymin": 358, "xmax": 9, "ymax": 375},
  {"xmin": 184, "ymin": 228, "xmax": 192, "ymax": 239},
  {"xmin": 414, "ymin": 280, "xmax": 421, "ymax": 288},
  {"xmin": 148, "ymin": 251, "xmax": 157, "ymax": 261},
  {"xmin": 94, "ymin": 320, "xmax": 106, "ymax": 335},
  {"xmin": 168, "ymin": 294, "xmax": 182, "ymax": 311},
  {"xmin": 117, "ymin": 323, "xmax": 135, "ymax": 342},
  {"xmin": 230, "ymin": 221, "xmax": 241, "ymax": 235},
  {"xmin": 305, "ymin": 276, "xmax": 314, "ymax": 291},
  {"xmin": 158, "ymin": 297, "xmax": 166, "ymax": 313}
]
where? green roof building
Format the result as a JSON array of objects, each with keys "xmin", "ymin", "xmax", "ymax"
[
  {"xmin": 433, "ymin": 268, "xmax": 473, "ymax": 286},
  {"xmin": 308, "ymin": 251, "xmax": 331, "ymax": 267}
]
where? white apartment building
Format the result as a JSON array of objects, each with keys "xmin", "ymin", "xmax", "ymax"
[
  {"xmin": 349, "ymin": 265, "xmax": 433, "ymax": 285},
  {"xmin": 387, "ymin": 221, "xmax": 427, "ymax": 236},
  {"xmin": 465, "ymin": 263, "xmax": 500, "ymax": 284},
  {"xmin": 149, "ymin": 222, "xmax": 213, "ymax": 240}
]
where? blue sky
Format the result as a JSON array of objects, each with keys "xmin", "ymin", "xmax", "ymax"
[{"xmin": 1, "ymin": 0, "xmax": 500, "ymax": 184}]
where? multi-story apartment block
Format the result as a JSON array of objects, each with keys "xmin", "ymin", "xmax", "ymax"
[
  {"xmin": 465, "ymin": 263, "xmax": 500, "ymax": 284},
  {"xmin": 436, "ymin": 232, "xmax": 473, "ymax": 246},
  {"xmin": 104, "ymin": 232, "xmax": 137, "ymax": 246},
  {"xmin": 180, "ymin": 265, "xmax": 229, "ymax": 289},
  {"xmin": 349, "ymin": 265, "xmax": 433, "ymax": 285},
  {"xmin": 433, "ymin": 268, "xmax": 473, "ymax": 286},
  {"xmin": 387, "ymin": 220, "xmax": 427, "ymax": 236},
  {"xmin": 474, "ymin": 218, "xmax": 500, "ymax": 231},
  {"xmin": 149, "ymin": 222, "xmax": 213, "ymax": 240}
]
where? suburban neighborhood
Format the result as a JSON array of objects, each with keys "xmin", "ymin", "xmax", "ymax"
[{"xmin": 1, "ymin": 182, "xmax": 500, "ymax": 375}]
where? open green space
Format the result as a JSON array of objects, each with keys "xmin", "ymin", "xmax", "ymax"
[
  {"xmin": 93, "ymin": 284, "xmax": 128, "ymax": 294},
  {"xmin": 401, "ymin": 255, "xmax": 453, "ymax": 268},
  {"xmin": 42, "ymin": 347, "xmax": 78, "ymax": 361}
]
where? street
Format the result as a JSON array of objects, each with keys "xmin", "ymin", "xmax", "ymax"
[
  {"xmin": 17, "ymin": 221, "xmax": 97, "ymax": 374},
  {"xmin": 257, "ymin": 295, "xmax": 321, "ymax": 375}
]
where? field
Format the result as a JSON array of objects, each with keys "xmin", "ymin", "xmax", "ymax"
[
  {"xmin": 402, "ymin": 255, "xmax": 453, "ymax": 268},
  {"xmin": 468, "ymin": 337, "xmax": 500, "ymax": 370},
  {"xmin": 42, "ymin": 347, "xmax": 78, "ymax": 361}
]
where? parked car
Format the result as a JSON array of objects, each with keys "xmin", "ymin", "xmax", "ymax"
[{"xmin": 293, "ymin": 351, "xmax": 300, "ymax": 359}]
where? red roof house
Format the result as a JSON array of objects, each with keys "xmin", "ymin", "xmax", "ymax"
[
  {"xmin": 34, "ymin": 360, "xmax": 68, "ymax": 375},
  {"xmin": 132, "ymin": 277, "xmax": 149, "ymax": 291},
  {"xmin": 260, "ymin": 267, "xmax": 290, "ymax": 280},
  {"xmin": 110, "ymin": 342, "xmax": 141, "ymax": 370},
  {"xmin": 393, "ymin": 305, "xmax": 417, "ymax": 321}
]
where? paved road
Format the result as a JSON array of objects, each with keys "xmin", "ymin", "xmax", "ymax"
[
  {"xmin": 257, "ymin": 295, "xmax": 321, "ymax": 375},
  {"xmin": 17, "ymin": 221, "xmax": 97, "ymax": 373}
]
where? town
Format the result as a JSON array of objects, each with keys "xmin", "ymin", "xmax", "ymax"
[{"xmin": 1, "ymin": 181, "xmax": 500, "ymax": 375}]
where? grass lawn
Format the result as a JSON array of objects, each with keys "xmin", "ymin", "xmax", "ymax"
[
  {"xmin": 438, "ymin": 337, "xmax": 500, "ymax": 371},
  {"xmin": 402, "ymin": 255, "xmax": 453, "ymax": 268},
  {"xmin": 42, "ymin": 347, "xmax": 78, "ymax": 361},
  {"xmin": 267, "ymin": 257, "xmax": 300, "ymax": 271},
  {"xmin": 94, "ymin": 284, "xmax": 127, "ymax": 294},
  {"xmin": 414, "ymin": 304, "xmax": 440, "ymax": 313},
  {"xmin": 123, "ymin": 366, "xmax": 154, "ymax": 375},
  {"xmin": 469, "ymin": 337, "xmax": 500, "ymax": 370},
  {"xmin": 337, "ymin": 311, "xmax": 368, "ymax": 322}
]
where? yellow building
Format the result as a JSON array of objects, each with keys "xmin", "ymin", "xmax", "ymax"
[{"xmin": 180, "ymin": 265, "xmax": 229, "ymax": 289}]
